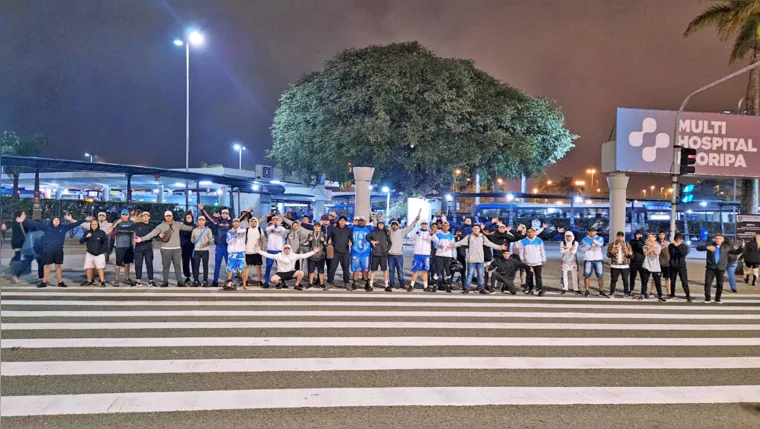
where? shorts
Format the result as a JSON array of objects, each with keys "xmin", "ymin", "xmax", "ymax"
[
  {"xmin": 84, "ymin": 253, "xmax": 106, "ymax": 270},
  {"xmin": 371, "ymin": 255, "xmax": 388, "ymax": 271},
  {"xmin": 661, "ymin": 266, "xmax": 671, "ymax": 277},
  {"xmin": 584, "ymin": 260, "xmax": 604, "ymax": 278},
  {"xmin": 351, "ymin": 253, "xmax": 370, "ymax": 272},
  {"xmin": 277, "ymin": 271, "xmax": 297, "ymax": 281},
  {"xmin": 115, "ymin": 247, "xmax": 134, "ymax": 266},
  {"xmin": 42, "ymin": 249, "xmax": 64, "ymax": 265},
  {"xmin": 227, "ymin": 252, "xmax": 246, "ymax": 274},
  {"xmin": 411, "ymin": 255, "xmax": 430, "ymax": 272},
  {"xmin": 307, "ymin": 258, "xmax": 326, "ymax": 274},
  {"xmin": 245, "ymin": 253, "xmax": 263, "ymax": 266}
]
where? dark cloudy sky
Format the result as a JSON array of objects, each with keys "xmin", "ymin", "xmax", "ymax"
[{"xmin": 0, "ymin": 0, "xmax": 750, "ymax": 190}]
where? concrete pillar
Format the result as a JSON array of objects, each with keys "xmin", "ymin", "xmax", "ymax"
[
  {"xmin": 607, "ymin": 172, "xmax": 629, "ymax": 244},
  {"xmin": 258, "ymin": 194, "xmax": 272, "ymax": 217},
  {"xmin": 157, "ymin": 184, "xmax": 164, "ymax": 203},
  {"xmin": 218, "ymin": 186, "xmax": 228, "ymax": 207},
  {"xmin": 475, "ymin": 172, "xmax": 480, "ymax": 205},
  {"xmin": 352, "ymin": 167, "xmax": 375, "ymax": 220},
  {"xmin": 102, "ymin": 184, "xmax": 110, "ymax": 202},
  {"xmin": 55, "ymin": 187, "xmax": 63, "ymax": 200},
  {"xmin": 314, "ymin": 200, "xmax": 325, "ymax": 218},
  {"xmin": 521, "ymin": 174, "xmax": 527, "ymax": 194}
]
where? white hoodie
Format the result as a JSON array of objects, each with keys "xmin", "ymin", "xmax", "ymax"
[
  {"xmin": 265, "ymin": 224, "xmax": 287, "ymax": 251},
  {"xmin": 408, "ymin": 228, "xmax": 433, "ymax": 256},
  {"xmin": 226, "ymin": 227, "xmax": 247, "ymax": 253},
  {"xmin": 519, "ymin": 236, "xmax": 546, "ymax": 266},
  {"xmin": 257, "ymin": 249, "xmax": 316, "ymax": 272},
  {"xmin": 560, "ymin": 232, "xmax": 578, "ymax": 270},
  {"xmin": 580, "ymin": 235, "xmax": 605, "ymax": 262}
]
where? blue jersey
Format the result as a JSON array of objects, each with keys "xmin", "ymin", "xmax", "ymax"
[{"xmin": 351, "ymin": 225, "xmax": 373, "ymax": 255}]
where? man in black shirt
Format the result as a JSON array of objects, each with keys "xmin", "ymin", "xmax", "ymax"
[
  {"xmin": 327, "ymin": 216, "xmax": 353, "ymax": 287},
  {"xmin": 488, "ymin": 251, "xmax": 532, "ymax": 294},
  {"xmin": 628, "ymin": 230, "xmax": 645, "ymax": 297}
]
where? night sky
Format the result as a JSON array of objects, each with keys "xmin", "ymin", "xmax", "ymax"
[{"xmin": 0, "ymin": 0, "xmax": 750, "ymax": 191}]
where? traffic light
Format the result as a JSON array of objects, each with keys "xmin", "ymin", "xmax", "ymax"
[
  {"xmin": 679, "ymin": 148, "xmax": 697, "ymax": 175},
  {"xmin": 681, "ymin": 184, "xmax": 694, "ymax": 203}
]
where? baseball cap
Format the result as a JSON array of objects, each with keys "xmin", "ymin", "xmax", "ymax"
[
  {"xmin": 357, "ymin": 216, "xmax": 366, "ymax": 221},
  {"xmin": 141, "ymin": 211, "xmax": 150, "ymax": 216},
  {"xmin": 97, "ymin": 212, "xmax": 106, "ymax": 217},
  {"xmin": 120, "ymin": 209, "xmax": 130, "ymax": 215},
  {"xmin": 164, "ymin": 211, "xmax": 173, "ymax": 217},
  {"xmin": 390, "ymin": 220, "xmax": 399, "ymax": 225},
  {"xmin": 421, "ymin": 220, "xmax": 428, "ymax": 224},
  {"xmin": 221, "ymin": 208, "xmax": 229, "ymax": 214},
  {"xmin": 377, "ymin": 219, "xmax": 385, "ymax": 224},
  {"xmin": 198, "ymin": 216, "xmax": 206, "ymax": 221}
]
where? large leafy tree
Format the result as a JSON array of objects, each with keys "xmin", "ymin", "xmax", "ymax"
[
  {"xmin": 270, "ymin": 42, "xmax": 576, "ymax": 195},
  {"xmin": 0, "ymin": 131, "xmax": 48, "ymax": 198},
  {"xmin": 685, "ymin": 1, "xmax": 760, "ymax": 214}
]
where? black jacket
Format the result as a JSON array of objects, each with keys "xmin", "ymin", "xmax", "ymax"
[
  {"xmin": 131, "ymin": 222, "xmax": 155, "ymax": 251},
  {"xmin": 368, "ymin": 228, "xmax": 392, "ymax": 257},
  {"xmin": 488, "ymin": 256, "xmax": 529, "ymax": 280},
  {"xmin": 696, "ymin": 242, "xmax": 743, "ymax": 271},
  {"xmin": 669, "ymin": 242, "xmax": 690, "ymax": 269},
  {"xmin": 328, "ymin": 225, "xmax": 353, "ymax": 254},
  {"xmin": 80, "ymin": 228, "xmax": 108, "ymax": 256},
  {"xmin": 629, "ymin": 237, "xmax": 646, "ymax": 265},
  {"xmin": 744, "ymin": 239, "xmax": 760, "ymax": 265},
  {"xmin": 12, "ymin": 220, "xmax": 39, "ymax": 250}
]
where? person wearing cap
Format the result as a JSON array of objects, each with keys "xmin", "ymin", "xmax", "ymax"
[
  {"xmin": 580, "ymin": 227, "xmax": 607, "ymax": 297},
  {"xmin": 367, "ymin": 219, "xmax": 392, "ymax": 292},
  {"xmin": 407, "ymin": 218, "xmax": 435, "ymax": 292},
  {"xmin": 350, "ymin": 215, "xmax": 373, "ymax": 290},
  {"xmin": 107, "ymin": 209, "xmax": 137, "ymax": 286},
  {"xmin": 257, "ymin": 243, "xmax": 321, "ymax": 290},
  {"xmin": 327, "ymin": 215, "xmax": 353, "ymax": 287},
  {"xmin": 452, "ymin": 224, "xmax": 507, "ymax": 294},
  {"xmin": 608, "ymin": 231, "xmax": 633, "ymax": 297},
  {"xmin": 264, "ymin": 214, "xmax": 288, "ymax": 287},
  {"xmin": 190, "ymin": 215, "xmax": 214, "ymax": 287},
  {"xmin": 135, "ymin": 211, "xmax": 194, "ymax": 287},
  {"xmin": 306, "ymin": 222, "xmax": 328, "ymax": 288},
  {"xmin": 198, "ymin": 204, "xmax": 253, "ymax": 287},
  {"xmin": 37, "ymin": 213, "xmax": 91, "ymax": 288},
  {"xmin": 668, "ymin": 234, "xmax": 692, "ymax": 301},
  {"xmin": 179, "ymin": 212, "xmax": 196, "ymax": 285},
  {"xmin": 517, "ymin": 227, "xmax": 546, "ymax": 296},
  {"xmin": 88, "ymin": 212, "xmax": 113, "ymax": 263},
  {"xmin": 628, "ymin": 230, "xmax": 646, "ymax": 296},
  {"xmin": 284, "ymin": 219, "xmax": 311, "ymax": 267},
  {"xmin": 431, "ymin": 220, "xmax": 456, "ymax": 293},
  {"xmin": 559, "ymin": 230, "xmax": 580, "ymax": 295},
  {"xmin": 241, "ymin": 216, "xmax": 266, "ymax": 288},
  {"xmin": 222, "ymin": 218, "xmax": 248, "ymax": 290},
  {"xmin": 80, "ymin": 218, "xmax": 109, "ymax": 287},
  {"xmin": 131, "ymin": 211, "xmax": 156, "ymax": 287},
  {"xmin": 388, "ymin": 213, "xmax": 420, "ymax": 289}
]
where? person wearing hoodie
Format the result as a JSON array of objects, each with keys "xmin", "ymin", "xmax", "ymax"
[
  {"xmin": 640, "ymin": 233, "xmax": 667, "ymax": 302},
  {"xmin": 407, "ymin": 220, "xmax": 435, "ymax": 292},
  {"xmin": 743, "ymin": 232, "xmax": 760, "ymax": 286},
  {"xmin": 135, "ymin": 211, "xmax": 194, "ymax": 287},
  {"xmin": 452, "ymin": 224, "xmax": 506, "ymax": 294},
  {"xmin": 306, "ymin": 223, "xmax": 328, "ymax": 289},
  {"xmin": 488, "ymin": 251, "xmax": 532, "ymax": 294},
  {"xmin": 263, "ymin": 214, "xmax": 288, "ymax": 287},
  {"xmin": 80, "ymin": 219, "xmax": 108, "ymax": 287},
  {"xmin": 432, "ymin": 221, "xmax": 456, "ymax": 293},
  {"xmin": 284, "ymin": 220, "xmax": 311, "ymax": 271},
  {"xmin": 179, "ymin": 212, "xmax": 196, "ymax": 284},
  {"xmin": 628, "ymin": 230, "xmax": 646, "ymax": 296},
  {"xmin": 190, "ymin": 215, "xmax": 214, "ymax": 287},
  {"xmin": 38, "ymin": 214, "xmax": 90, "ymax": 288},
  {"xmin": 668, "ymin": 234, "xmax": 692, "ymax": 301},
  {"xmin": 131, "ymin": 211, "xmax": 157, "ymax": 287},
  {"xmin": 366, "ymin": 219, "xmax": 392, "ymax": 292},
  {"xmin": 257, "ymin": 244, "xmax": 321, "ymax": 290},
  {"xmin": 242, "ymin": 216, "xmax": 266, "ymax": 288},
  {"xmin": 559, "ymin": 231, "xmax": 580, "ymax": 295},
  {"xmin": 387, "ymin": 213, "xmax": 420, "ymax": 288},
  {"xmin": 580, "ymin": 227, "xmax": 607, "ymax": 297},
  {"xmin": 518, "ymin": 227, "xmax": 547, "ymax": 296},
  {"xmin": 223, "ymin": 218, "xmax": 248, "ymax": 290},
  {"xmin": 327, "ymin": 216, "xmax": 353, "ymax": 287},
  {"xmin": 108, "ymin": 209, "xmax": 137, "ymax": 287},
  {"xmin": 607, "ymin": 231, "xmax": 633, "ymax": 297}
]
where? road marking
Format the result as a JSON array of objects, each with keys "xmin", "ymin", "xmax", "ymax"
[
  {"xmin": 3, "ymin": 310, "xmax": 759, "ymax": 319},
  {"xmin": 4, "ymin": 356, "xmax": 760, "ymax": 376},
  {"xmin": 3, "ymin": 290, "xmax": 760, "ymax": 301},
  {"xmin": 2, "ymin": 321, "xmax": 756, "ymax": 331},
  {"xmin": 3, "ymin": 336, "xmax": 760, "ymax": 349},
  {"xmin": 3, "ymin": 299, "xmax": 759, "ymax": 311},
  {"xmin": 3, "ymin": 385, "xmax": 760, "ymax": 416}
]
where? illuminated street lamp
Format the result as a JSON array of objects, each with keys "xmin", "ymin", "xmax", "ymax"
[
  {"xmin": 233, "ymin": 143, "xmax": 246, "ymax": 170},
  {"xmin": 382, "ymin": 186, "xmax": 391, "ymax": 212},
  {"xmin": 586, "ymin": 168, "xmax": 596, "ymax": 188},
  {"xmin": 84, "ymin": 152, "xmax": 94, "ymax": 163}
]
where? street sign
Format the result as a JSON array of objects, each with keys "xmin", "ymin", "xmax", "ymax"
[{"xmin": 737, "ymin": 214, "xmax": 760, "ymax": 241}]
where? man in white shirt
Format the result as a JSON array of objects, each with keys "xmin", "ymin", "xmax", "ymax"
[
  {"xmin": 258, "ymin": 244, "xmax": 320, "ymax": 290},
  {"xmin": 264, "ymin": 216, "xmax": 288, "ymax": 287}
]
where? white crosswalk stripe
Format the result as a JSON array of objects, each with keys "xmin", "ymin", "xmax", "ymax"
[{"xmin": 2, "ymin": 287, "xmax": 760, "ymax": 426}]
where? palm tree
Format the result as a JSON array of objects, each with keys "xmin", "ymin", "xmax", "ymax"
[{"xmin": 685, "ymin": 1, "xmax": 760, "ymax": 214}]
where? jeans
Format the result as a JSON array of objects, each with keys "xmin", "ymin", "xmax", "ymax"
[
  {"xmin": 526, "ymin": 265, "xmax": 544, "ymax": 291},
  {"xmin": 640, "ymin": 269, "xmax": 663, "ymax": 297},
  {"xmin": 192, "ymin": 250, "xmax": 210, "ymax": 283},
  {"xmin": 727, "ymin": 263, "xmax": 737, "ymax": 292},
  {"xmin": 436, "ymin": 256, "xmax": 452, "ymax": 287},
  {"xmin": 181, "ymin": 242, "xmax": 194, "ymax": 279},
  {"xmin": 213, "ymin": 244, "xmax": 228, "ymax": 283},
  {"xmin": 464, "ymin": 262, "xmax": 485, "ymax": 291},
  {"xmin": 133, "ymin": 247, "xmax": 154, "ymax": 281},
  {"xmin": 328, "ymin": 253, "xmax": 351, "ymax": 284},
  {"xmin": 705, "ymin": 268, "xmax": 725, "ymax": 301},
  {"xmin": 610, "ymin": 268, "xmax": 630, "ymax": 294},
  {"xmin": 160, "ymin": 248, "xmax": 183, "ymax": 284},
  {"xmin": 388, "ymin": 255, "xmax": 404, "ymax": 286},
  {"xmin": 264, "ymin": 249, "xmax": 282, "ymax": 284}
]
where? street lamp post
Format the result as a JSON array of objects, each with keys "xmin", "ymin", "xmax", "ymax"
[
  {"xmin": 233, "ymin": 143, "xmax": 246, "ymax": 170},
  {"xmin": 174, "ymin": 30, "xmax": 204, "ymax": 211},
  {"xmin": 382, "ymin": 186, "xmax": 391, "ymax": 214},
  {"xmin": 84, "ymin": 153, "xmax": 94, "ymax": 163},
  {"xmin": 586, "ymin": 168, "xmax": 596, "ymax": 189},
  {"xmin": 574, "ymin": 180, "xmax": 585, "ymax": 194}
]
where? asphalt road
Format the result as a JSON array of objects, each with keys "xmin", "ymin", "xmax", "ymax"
[{"xmin": 1, "ymin": 285, "xmax": 760, "ymax": 428}]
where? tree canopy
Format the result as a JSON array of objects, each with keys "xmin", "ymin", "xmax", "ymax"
[{"xmin": 269, "ymin": 42, "xmax": 576, "ymax": 195}]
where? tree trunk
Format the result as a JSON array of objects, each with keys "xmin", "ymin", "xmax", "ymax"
[
  {"xmin": 12, "ymin": 172, "xmax": 20, "ymax": 199},
  {"xmin": 742, "ymin": 48, "xmax": 760, "ymax": 214}
]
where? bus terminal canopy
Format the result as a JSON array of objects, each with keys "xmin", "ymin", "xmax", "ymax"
[{"xmin": 0, "ymin": 156, "xmax": 286, "ymax": 196}]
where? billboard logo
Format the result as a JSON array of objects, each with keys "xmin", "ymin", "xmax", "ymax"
[{"xmin": 628, "ymin": 117, "xmax": 670, "ymax": 162}]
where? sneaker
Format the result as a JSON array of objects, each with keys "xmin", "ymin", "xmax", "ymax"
[
  {"xmin": 323, "ymin": 284, "xmax": 331, "ymax": 291},
  {"xmin": 406, "ymin": 285, "xmax": 414, "ymax": 292},
  {"xmin": 668, "ymin": 294, "xmax": 678, "ymax": 300},
  {"xmin": 132, "ymin": 282, "xmax": 142, "ymax": 288},
  {"xmin": 445, "ymin": 286, "xmax": 452, "ymax": 293},
  {"xmin": 608, "ymin": 294, "xmax": 616, "ymax": 300},
  {"xmin": 202, "ymin": 281, "xmax": 209, "ymax": 288},
  {"xmin": 423, "ymin": 287, "xmax": 432, "ymax": 293},
  {"xmin": 148, "ymin": 280, "xmax": 157, "ymax": 287},
  {"xmin": 351, "ymin": 282, "xmax": 358, "ymax": 291},
  {"xmin": 575, "ymin": 290, "xmax": 582, "ymax": 295},
  {"xmin": 364, "ymin": 284, "xmax": 373, "ymax": 292},
  {"xmin": 600, "ymin": 291, "xmax": 609, "ymax": 298},
  {"xmin": 364, "ymin": 281, "xmax": 370, "ymax": 289},
  {"xmin": 185, "ymin": 277, "xmax": 192, "ymax": 284},
  {"xmin": 639, "ymin": 294, "xmax": 648, "ymax": 300},
  {"xmin": 262, "ymin": 283, "xmax": 270, "ymax": 289},
  {"xmin": 731, "ymin": 289, "xmax": 737, "ymax": 293},
  {"xmin": 281, "ymin": 284, "xmax": 289, "ymax": 289},
  {"xmin": 192, "ymin": 281, "xmax": 200, "ymax": 287},
  {"xmin": 113, "ymin": 280, "xmax": 120, "ymax": 287},
  {"xmin": 658, "ymin": 296, "xmax": 667, "ymax": 303},
  {"xmin": 584, "ymin": 291, "xmax": 590, "ymax": 297},
  {"xmin": 100, "ymin": 281, "xmax": 107, "ymax": 287},
  {"xmin": 561, "ymin": 290, "xmax": 567, "ymax": 295},
  {"xmin": 523, "ymin": 288, "xmax": 531, "ymax": 295},
  {"xmin": 275, "ymin": 283, "xmax": 282, "ymax": 290},
  {"xmin": 160, "ymin": 282, "xmax": 169, "ymax": 288},
  {"xmin": 212, "ymin": 281, "xmax": 219, "ymax": 287},
  {"xmin": 294, "ymin": 285, "xmax": 304, "ymax": 291},
  {"xmin": 126, "ymin": 279, "xmax": 135, "ymax": 287},
  {"xmin": 80, "ymin": 280, "xmax": 93, "ymax": 286},
  {"xmin": 461, "ymin": 289, "xmax": 470, "ymax": 294},
  {"xmin": 385, "ymin": 286, "xmax": 393, "ymax": 292},
  {"xmin": 703, "ymin": 299, "xmax": 711, "ymax": 304},
  {"xmin": 715, "ymin": 300, "xmax": 723, "ymax": 304},
  {"xmin": 686, "ymin": 296, "xmax": 693, "ymax": 303},
  {"xmin": 177, "ymin": 282, "xmax": 186, "ymax": 288},
  {"xmin": 57, "ymin": 282, "xmax": 68, "ymax": 288}
]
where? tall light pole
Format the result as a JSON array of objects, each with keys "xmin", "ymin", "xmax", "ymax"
[
  {"xmin": 84, "ymin": 153, "xmax": 94, "ymax": 163},
  {"xmin": 382, "ymin": 186, "xmax": 391, "ymax": 213},
  {"xmin": 174, "ymin": 29, "xmax": 204, "ymax": 210},
  {"xmin": 586, "ymin": 168, "xmax": 596, "ymax": 189},
  {"xmin": 233, "ymin": 143, "xmax": 246, "ymax": 170}
]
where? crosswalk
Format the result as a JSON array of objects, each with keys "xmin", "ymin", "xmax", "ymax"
[{"xmin": 2, "ymin": 286, "xmax": 760, "ymax": 428}]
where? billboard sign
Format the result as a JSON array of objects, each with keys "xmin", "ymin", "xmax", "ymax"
[
  {"xmin": 737, "ymin": 214, "xmax": 760, "ymax": 242},
  {"xmin": 615, "ymin": 108, "xmax": 760, "ymax": 177}
]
